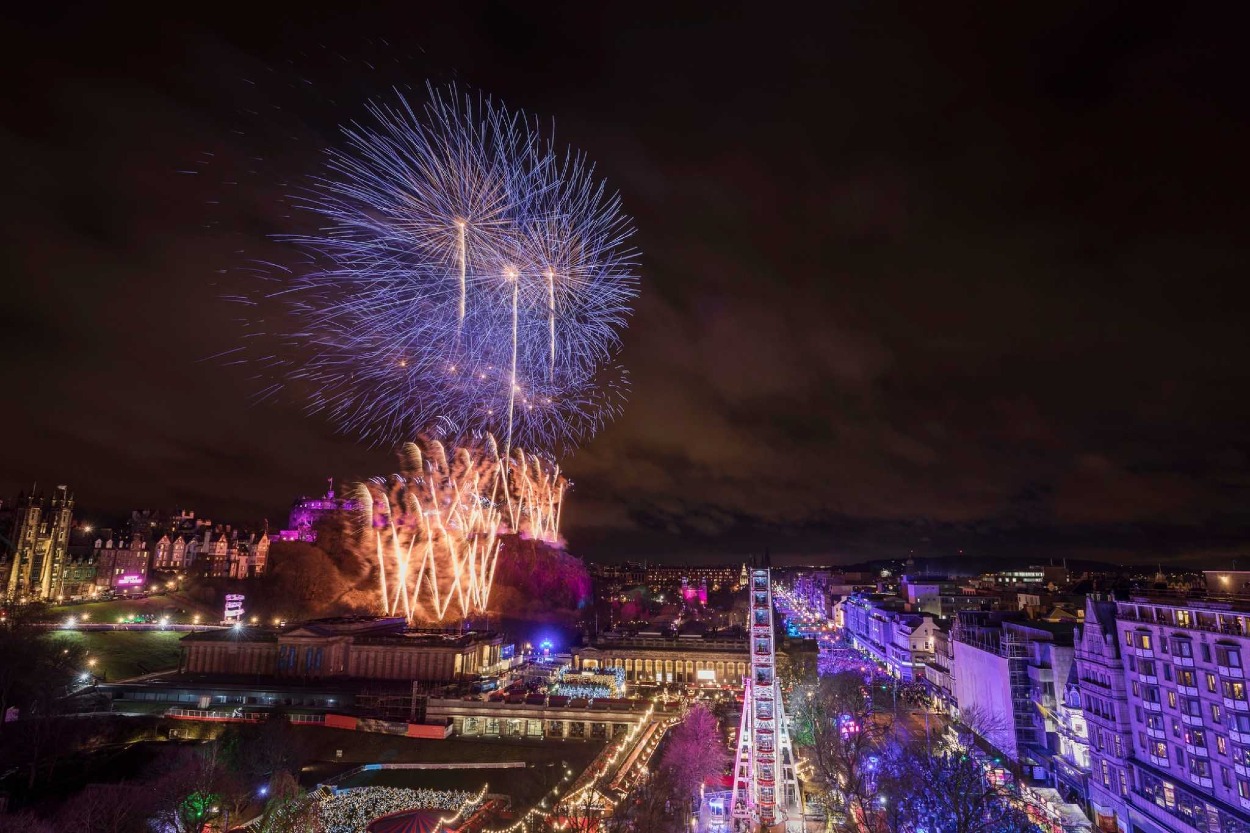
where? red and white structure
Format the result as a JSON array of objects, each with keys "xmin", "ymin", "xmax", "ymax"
[{"xmin": 728, "ymin": 566, "xmax": 799, "ymax": 830}]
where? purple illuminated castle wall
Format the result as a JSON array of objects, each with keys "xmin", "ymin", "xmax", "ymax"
[{"xmin": 278, "ymin": 479, "xmax": 358, "ymax": 543}]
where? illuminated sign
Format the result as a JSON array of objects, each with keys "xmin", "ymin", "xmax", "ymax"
[
  {"xmin": 224, "ymin": 594, "xmax": 245, "ymax": 620},
  {"xmin": 696, "ymin": 669, "xmax": 717, "ymax": 681},
  {"xmin": 500, "ymin": 644, "xmax": 516, "ymax": 660},
  {"xmin": 115, "ymin": 575, "xmax": 144, "ymax": 586}
]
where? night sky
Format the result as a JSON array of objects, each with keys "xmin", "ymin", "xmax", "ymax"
[{"xmin": 3, "ymin": 4, "xmax": 1249, "ymax": 567}]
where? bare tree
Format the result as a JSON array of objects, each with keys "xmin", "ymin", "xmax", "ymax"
[
  {"xmin": 793, "ymin": 671, "xmax": 894, "ymax": 832},
  {"xmin": 0, "ymin": 812, "xmax": 56, "ymax": 833},
  {"xmin": 954, "ymin": 703, "xmax": 1014, "ymax": 753},
  {"xmin": 880, "ymin": 743, "xmax": 1041, "ymax": 833},
  {"xmin": 610, "ymin": 772, "xmax": 684, "ymax": 833},
  {"xmin": 534, "ymin": 788, "xmax": 612, "ymax": 833},
  {"xmin": 145, "ymin": 745, "xmax": 233, "ymax": 833},
  {"xmin": 55, "ymin": 782, "xmax": 154, "ymax": 833}
]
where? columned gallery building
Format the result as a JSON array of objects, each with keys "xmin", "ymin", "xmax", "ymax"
[
  {"xmin": 573, "ymin": 634, "xmax": 751, "ymax": 685},
  {"xmin": 179, "ymin": 617, "xmax": 503, "ymax": 684}
]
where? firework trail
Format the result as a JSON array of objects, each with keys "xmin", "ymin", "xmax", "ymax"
[
  {"xmin": 265, "ymin": 83, "xmax": 637, "ymax": 455},
  {"xmin": 360, "ymin": 435, "xmax": 565, "ymax": 622}
]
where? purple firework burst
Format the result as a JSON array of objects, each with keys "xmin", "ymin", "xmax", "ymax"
[{"xmin": 262, "ymin": 83, "xmax": 638, "ymax": 454}]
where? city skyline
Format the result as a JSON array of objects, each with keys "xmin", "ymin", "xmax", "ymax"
[{"xmin": 4, "ymin": 5, "xmax": 1250, "ymax": 567}]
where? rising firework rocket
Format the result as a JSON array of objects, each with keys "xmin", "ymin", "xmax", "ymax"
[{"xmin": 359, "ymin": 435, "xmax": 565, "ymax": 622}]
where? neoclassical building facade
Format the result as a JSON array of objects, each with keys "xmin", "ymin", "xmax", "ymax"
[{"xmin": 573, "ymin": 634, "xmax": 750, "ymax": 685}]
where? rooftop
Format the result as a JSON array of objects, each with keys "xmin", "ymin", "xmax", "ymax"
[
  {"xmin": 1123, "ymin": 592, "xmax": 1250, "ymax": 615},
  {"xmin": 181, "ymin": 627, "xmax": 279, "ymax": 644}
]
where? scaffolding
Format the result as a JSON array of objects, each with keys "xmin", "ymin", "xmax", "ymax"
[
  {"xmin": 1001, "ymin": 629, "xmax": 1041, "ymax": 749},
  {"xmin": 729, "ymin": 568, "xmax": 799, "ymax": 830}
]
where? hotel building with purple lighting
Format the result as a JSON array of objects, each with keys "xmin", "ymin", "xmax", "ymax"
[{"xmin": 1088, "ymin": 591, "xmax": 1250, "ymax": 833}]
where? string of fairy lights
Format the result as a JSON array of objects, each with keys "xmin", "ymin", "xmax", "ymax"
[
  {"xmin": 470, "ymin": 700, "xmax": 671, "ymax": 833},
  {"xmin": 549, "ymin": 665, "xmax": 627, "ymax": 699},
  {"xmin": 274, "ymin": 700, "xmax": 672, "ymax": 833},
  {"xmin": 317, "ymin": 785, "xmax": 485, "ymax": 833}
]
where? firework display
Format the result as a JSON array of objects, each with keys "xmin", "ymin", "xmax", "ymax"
[
  {"xmin": 276, "ymin": 84, "xmax": 638, "ymax": 454},
  {"xmin": 359, "ymin": 435, "xmax": 565, "ymax": 622}
]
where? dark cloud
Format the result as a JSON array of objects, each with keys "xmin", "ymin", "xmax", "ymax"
[{"xmin": 2, "ymin": 3, "xmax": 1250, "ymax": 567}]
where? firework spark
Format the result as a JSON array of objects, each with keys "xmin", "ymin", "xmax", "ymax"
[
  {"xmin": 359, "ymin": 434, "xmax": 565, "ymax": 622},
  {"xmin": 262, "ymin": 84, "xmax": 637, "ymax": 454}
]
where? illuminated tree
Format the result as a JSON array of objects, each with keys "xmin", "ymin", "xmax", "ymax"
[
  {"xmin": 881, "ymin": 746, "xmax": 1042, "ymax": 833},
  {"xmin": 792, "ymin": 671, "xmax": 893, "ymax": 831},
  {"xmin": 254, "ymin": 771, "xmax": 325, "ymax": 833},
  {"xmin": 660, "ymin": 702, "xmax": 729, "ymax": 800}
]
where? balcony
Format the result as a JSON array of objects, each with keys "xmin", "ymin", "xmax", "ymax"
[
  {"xmin": 1146, "ymin": 727, "xmax": 1166, "ymax": 740},
  {"xmin": 1231, "ymin": 729, "xmax": 1250, "ymax": 744},
  {"xmin": 1174, "ymin": 655, "xmax": 1195, "ymax": 667},
  {"xmin": 1136, "ymin": 647, "xmax": 1154, "ymax": 658},
  {"xmin": 1139, "ymin": 673, "xmax": 1159, "ymax": 685},
  {"xmin": 1187, "ymin": 772, "xmax": 1213, "ymax": 789},
  {"xmin": 1149, "ymin": 754, "xmax": 1169, "ymax": 768},
  {"xmin": 1129, "ymin": 789, "xmax": 1203, "ymax": 833},
  {"xmin": 1236, "ymin": 762, "xmax": 1250, "ymax": 778},
  {"xmin": 1079, "ymin": 675, "xmax": 1111, "ymax": 692},
  {"xmin": 1184, "ymin": 744, "xmax": 1208, "ymax": 758},
  {"xmin": 1219, "ymin": 665, "xmax": 1245, "ymax": 680},
  {"xmin": 1144, "ymin": 701, "xmax": 1162, "ymax": 712},
  {"xmin": 1177, "ymin": 684, "xmax": 1198, "ymax": 696},
  {"xmin": 1180, "ymin": 713, "xmax": 1203, "ymax": 727},
  {"xmin": 1225, "ymin": 697, "xmax": 1250, "ymax": 712}
]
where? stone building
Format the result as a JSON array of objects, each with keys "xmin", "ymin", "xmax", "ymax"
[
  {"xmin": 179, "ymin": 617, "xmax": 502, "ymax": 684},
  {"xmin": 3, "ymin": 486, "xmax": 73, "ymax": 602},
  {"xmin": 1074, "ymin": 597, "xmax": 1134, "ymax": 833},
  {"xmin": 153, "ymin": 534, "xmax": 199, "ymax": 571},
  {"xmin": 1054, "ymin": 661, "xmax": 1092, "ymax": 810},
  {"xmin": 844, "ymin": 593, "xmax": 941, "ymax": 682},
  {"xmin": 950, "ymin": 611, "xmax": 1080, "ymax": 775},
  {"xmin": 94, "ymin": 535, "xmax": 151, "ymax": 592},
  {"xmin": 573, "ymin": 633, "xmax": 749, "ymax": 685},
  {"xmin": 181, "ymin": 529, "xmax": 268, "ymax": 578},
  {"xmin": 278, "ymin": 480, "xmax": 356, "ymax": 543},
  {"xmin": 57, "ymin": 555, "xmax": 98, "ymax": 599},
  {"xmin": 1093, "ymin": 594, "xmax": 1250, "ymax": 833}
]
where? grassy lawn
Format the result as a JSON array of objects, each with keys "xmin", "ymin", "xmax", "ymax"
[
  {"xmin": 45, "ymin": 629, "xmax": 184, "ymax": 681},
  {"xmin": 43, "ymin": 593, "xmax": 216, "ymax": 625}
]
